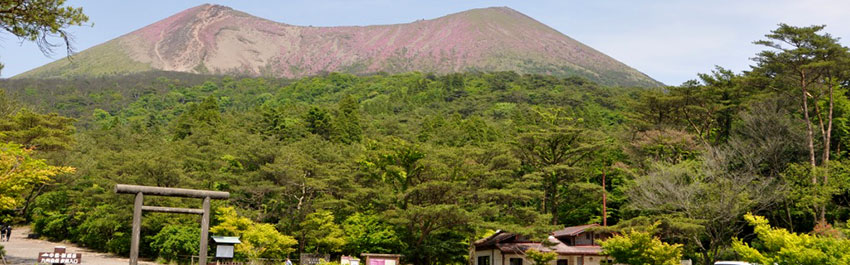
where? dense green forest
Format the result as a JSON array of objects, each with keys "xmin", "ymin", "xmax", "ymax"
[{"xmin": 2, "ymin": 24, "xmax": 850, "ymax": 265}]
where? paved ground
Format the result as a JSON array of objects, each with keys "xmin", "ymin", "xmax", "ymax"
[{"xmin": 0, "ymin": 226, "xmax": 156, "ymax": 265}]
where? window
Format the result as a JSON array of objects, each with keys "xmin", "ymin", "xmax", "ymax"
[
  {"xmin": 600, "ymin": 260, "xmax": 615, "ymax": 265},
  {"xmin": 477, "ymin": 256, "xmax": 490, "ymax": 265},
  {"xmin": 576, "ymin": 257, "xmax": 584, "ymax": 265},
  {"xmin": 509, "ymin": 258, "xmax": 523, "ymax": 265},
  {"xmin": 585, "ymin": 233, "xmax": 592, "ymax": 240},
  {"xmin": 557, "ymin": 259, "xmax": 569, "ymax": 265}
]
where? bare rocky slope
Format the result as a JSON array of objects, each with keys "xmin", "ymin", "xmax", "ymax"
[{"xmin": 15, "ymin": 4, "xmax": 662, "ymax": 87}]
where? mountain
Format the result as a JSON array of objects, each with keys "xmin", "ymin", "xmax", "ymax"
[{"xmin": 15, "ymin": 4, "xmax": 662, "ymax": 87}]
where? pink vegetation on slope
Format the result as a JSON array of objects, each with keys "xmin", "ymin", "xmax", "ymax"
[{"xmin": 120, "ymin": 4, "xmax": 642, "ymax": 81}]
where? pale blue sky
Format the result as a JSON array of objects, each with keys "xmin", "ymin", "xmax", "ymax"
[{"xmin": 1, "ymin": 0, "xmax": 848, "ymax": 85}]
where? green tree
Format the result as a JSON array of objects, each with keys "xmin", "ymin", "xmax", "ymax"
[
  {"xmin": 0, "ymin": 142, "xmax": 73, "ymax": 210},
  {"xmin": 211, "ymin": 207, "xmax": 298, "ymax": 261},
  {"xmin": 524, "ymin": 249, "xmax": 557, "ymax": 265},
  {"xmin": 301, "ymin": 210, "xmax": 346, "ymax": 254},
  {"xmin": 333, "ymin": 95, "xmax": 362, "ymax": 144},
  {"xmin": 732, "ymin": 213, "xmax": 850, "ymax": 265},
  {"xmin": 751, "ymin": 24, "xmax": 850, "ymax": 224},
  {"xmin": 342, "ymin": 212, "xmax": 404, "ymax": 254},
  {"xmin": 0, "ymin": 108, "xmax": 76, "ymax": 151},
  {"xmin": 626, "ymin": 158, "xmax": 780, "ymax": 265},
  {"xmin": 256, "ymin": 137, "xmax": 351, "ymax": 253},
  {"xmin": 359, "ymin": 141, "xmax": 425, "ymax": 209},
  {"xmin": 73, "ymin": 204, "xmax": 130, "ymax": 254},
  {"xmin": 0, "ymin": 90, "xmax": 19, "ymax": 116},
  {"xmin": 515, "ymin": 127, "xmax": 597, "ymax": 224},
  {"xmin": 306, "ymin": 107, "xmax": 333, "ymax": 140},
  {"xmin": 149, "ymin": 224, "xmax": 200, "ymax": 262},
  {"xmin": 0, "ymin": 0, "xmax": 89, "ymax": 74},
  {"xmin": 256, "ymin": 105, "xmax": 307, "ymax": 141},
  {"xmin": 600, "ymin": 227, "xmax": 683, "ymax": 265},
  {"xmin": 173, "ymin": 96, "xmax": 221, "ymax": 139}
]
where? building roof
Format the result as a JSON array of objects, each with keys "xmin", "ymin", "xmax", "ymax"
[
  {"xmin": 212, "ymin": 236, "xmax": 241, "ymax": 244},
  {"xmin": 552, "ymin": 224, "xmax": 599, "ymax": 237},
  {"xmin": 474, "ymin": 230, "xmax": 521, "ymax": 247},
  {"xmin": 474, "ymin": 224, "xmax": 612, "ymax": 256},
  {"xmin": 548, "ymin": 243, "xmax": 604, "ymax": 255},
  {"xmin": 493, "ymin": 236, "xmax": 603, "ymax": 255}
]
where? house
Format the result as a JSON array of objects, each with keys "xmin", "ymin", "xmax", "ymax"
[
  {"xmin": 473, "ymin": 225, "xmax": 614, "ymax": 265},
  {"xmin": 552, "ymin": 224, "xmax": 610, "ymax": 247}
]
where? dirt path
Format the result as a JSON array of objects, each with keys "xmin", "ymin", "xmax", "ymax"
[{"xmin": 0, "ymin": 226, "xmax": 157, "ymax": 265}]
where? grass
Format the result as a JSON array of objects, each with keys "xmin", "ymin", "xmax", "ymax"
[{"xmin": 13, "ymin": 39, "xmax": 152, "ymax": 79}]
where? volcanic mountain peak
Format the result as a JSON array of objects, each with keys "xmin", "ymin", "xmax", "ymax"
[{"xmin": 16, "ymin": 4, "xmax": 662, "ymax": 87}]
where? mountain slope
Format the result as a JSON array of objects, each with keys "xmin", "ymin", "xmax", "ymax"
[{"xmin": 16, "ymin": 4, "xmax": 662, "ymax": 87}]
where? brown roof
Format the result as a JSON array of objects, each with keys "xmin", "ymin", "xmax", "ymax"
[
  {"xmin": 495, "ymin": 237, "xmax": 603, "ymax": 255},
  {"xmin": 552, "ymin": 224, "xmax": 599, "ymax": 237},
  {"xmin": 475, "ymin": 230, "xmax": 515, "ymax": 248},
  {"xmin": 474, "ymin": 230, "xmax": 534, "ymax": 249},
  {"xmin": 475, "ymin": 227, "xmax": 605, "ymax": 256},
  {"xmin": 549, "ymin": 244, "xmax": 603, "ymax": 255}
]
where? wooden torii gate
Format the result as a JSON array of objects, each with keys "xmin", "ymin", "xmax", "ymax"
[{"xmin": 115, "ymin": 184, "xmax": 230, "ymax": 265}]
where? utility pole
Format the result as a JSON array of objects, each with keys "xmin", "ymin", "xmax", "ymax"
[{"xmin": 602, "ymin": 167, "xmax": 607, "ymax": 227}]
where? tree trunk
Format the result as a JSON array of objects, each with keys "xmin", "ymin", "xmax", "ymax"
[
  {"xmin": 700, "ymin": 248, "xmax": 712, "ymax": 265},
  {"xmin": 821, "ymin": 81, "xmax": 834, "ymax": 224},
  {"xmin": 800, "ymin": 70, "xmax": 825, "ymax": 229},
  {"xmin": 542, "ymin": 175, "xmax": 550, "ymax": 223},
  {"xmin": 801, "ymin": 72, "xmax": 816, "ymax": 170},
  {"xmin": 785, "ymin": 200, "xmax": 795, "ymax": 232},
  {"xmin": 550, "ymin": 173, "xmax": 559, "ymax": 225},
  {"xmin": 825, "ymin": 79, "xmax": 834, "ymax": 167},
  {"xmin": 468, "ymin": 235, "xmax": 476, "ymax": 265},
  {"xmin": 19, "ymin": 184, "xmax": 46, "ymax": 221}
]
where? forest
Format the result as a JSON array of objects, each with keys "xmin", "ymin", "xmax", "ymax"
[{"xmin": 2, "ymin": 24, "xmax": 850, "ymax": 265}]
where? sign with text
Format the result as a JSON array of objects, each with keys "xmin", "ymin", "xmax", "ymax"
[
  {"xmin": 37, "ymin": 252, "xmax": 82, "ymax": 264},
  {"xmin": 369, "ymin": 259, "xmax": 396, "ymax": 265}
]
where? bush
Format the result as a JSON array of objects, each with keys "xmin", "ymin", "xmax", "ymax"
[
  {"xmin": 72, "ymin": 204, "xmax": 129, "ymax": 253},
  {"xmin": 732, "ymin": 213, "xmax": 850, "ymax": 265},
  {"xmin": 600, "ymin": 227, "xmax": 683, "ymax": 265},
  {"xmin": 211, "ymin": 207, "xmax": 298, "ymax": 260},
  {"xmin": 150, "ymin": 225, "xmax": 200, "ymax": 262},
  {"xmin": 33, "ymin": 212, "xmax": 70, "ymax": 241}
]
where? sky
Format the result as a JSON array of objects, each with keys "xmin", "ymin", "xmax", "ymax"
[{"xmin": 1, "ymin": 0, "xmax": 849, "ymax": 85}]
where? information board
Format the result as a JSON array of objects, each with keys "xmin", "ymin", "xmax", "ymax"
[{"xmin": 37, "ymin": 252, "xmax": 82, "ymax": 264}]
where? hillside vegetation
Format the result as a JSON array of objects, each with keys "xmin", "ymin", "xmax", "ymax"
[
  {"xmin": 1, "ymin": 24, "xmax": 850, "ymax": 265},
  {"xmin": 15, "ymin": 4, "xmax": 661, "ymax": 88}
]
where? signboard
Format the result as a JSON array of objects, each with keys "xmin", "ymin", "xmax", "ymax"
[
  {"xmin": 341, "ymin": 256, "xmax": 360, "ymax": 265},
  {"xmin": 369, "ymin": 258, "xmax": 396, "ymax": 265},
  {"xmin": 215, "ymin": 245, "xmax": 234, "ymax": 258},
  {"xmin": 37, "ymin": 252, "xmax": 82, "ymax": 264},
  {"xmin": 300, "ymin": 254, "xmax": 330, "ymax": 265},
  {"xmin": 362, "ymin": 254, "xmax": 401, "ymax": 265}
]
